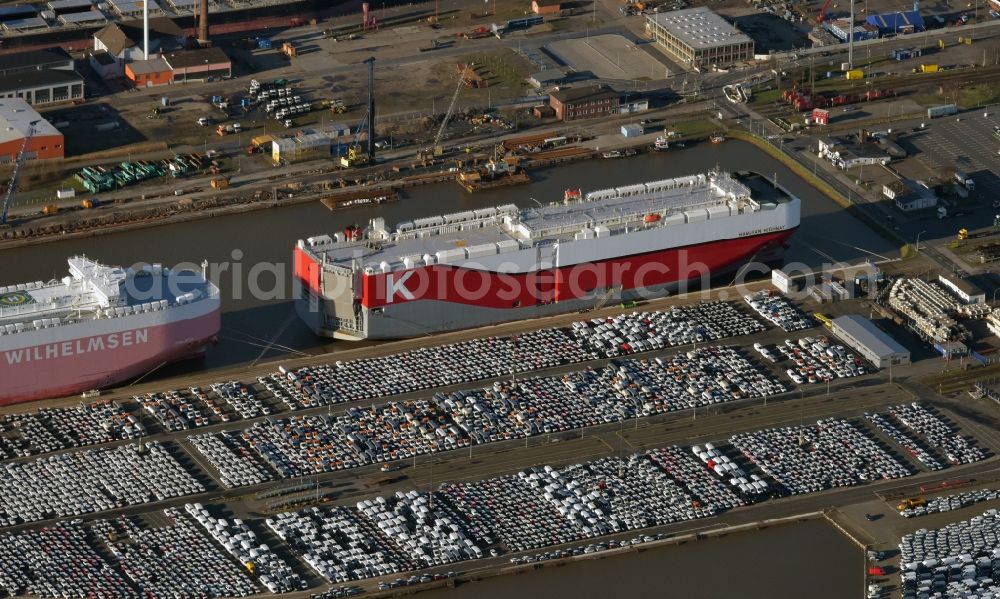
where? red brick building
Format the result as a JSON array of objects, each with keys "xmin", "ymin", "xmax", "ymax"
[
  {"xmin": 0, "ymin": 99, "xmax": 63, "ymax": 163},
  {"xmin": 548, "ymin": 85, "xmax": 620, "ymax": 121}
]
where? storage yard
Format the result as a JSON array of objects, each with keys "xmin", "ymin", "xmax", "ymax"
[
  {"xmin": 5, "ymin": 0, "xmax": 1000, "ymax": 594},
  {"xmin": 0, "ymin": 282, "xmax": 998, "ymax": 597}
]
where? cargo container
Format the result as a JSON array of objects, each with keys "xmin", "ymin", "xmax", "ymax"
[
  {"xmin": 845, "ymin": 69, "xmax": 865, "ymax": 80},
  {"xmin": 927, "ymin": 103, "xmax": 957, "ymax": 118}
]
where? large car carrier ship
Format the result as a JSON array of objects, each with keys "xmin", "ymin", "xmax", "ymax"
[
  {"xmin": 0, "ymin": 257, "xmax": 221, "ymax": 405},
  {"xmin": 294, "ymin": 171, "xmax": 800, "ymax": 340}
]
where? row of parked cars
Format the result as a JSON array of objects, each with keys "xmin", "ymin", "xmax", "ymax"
[
  {"xmin": 889, "ymin": 403, "xmax": 988, "ymax": 466},
  {"xmin": 771, "ymin": 336, "xmax": 867, "ymax": 384},
  {"xmin": 0, "ymin": 442, "xmax": 203, "ymax": 527},
  {"xmin": 0, "ymin": 521, "xmax": 136, "ymax": 598},
  {"xmin": 865, "ymin": 411, "xmax": 945, "ymax": 471},
  {"xmin": 267, "ymin": 505, "xmax": 415, "ymax": 583},
  {"xmin": 188, "ymin": 432, "xmax": 274, "ymax": 488},
  {"xmin": 92, "ymin": 510, "xmax": 259, "ymax": 598},
  {"xmin": 0, "ymin": 400, "xmax": 139, "ymax": 460},
  {"xmin": 730, "ymin": 418, "xmax": 914, "ymax": 495},
  {"xmin": 209, "ymin": 345, "xmax": 786, "ymax": 480},
  {"xmin": 274, "ymin": 328, "xmax": 595, "ymax": 408},
  {"xmin": 898, "ymin": 509, "xmax": 1000, "ymax": 598},
  {"xmin": 744, "ymin": 291, "xmax": 814, "ymax": 332},
  {"xmin": 898, "ymin": 489, "xmax": 1000, "ymax": 519},
  {"xmin": 184, "ymin": 503, "xmax": 307, "ymax": 594},
  {"xmin": 570, "ymin": 302, "xmax": 766, "ymax": 357}
]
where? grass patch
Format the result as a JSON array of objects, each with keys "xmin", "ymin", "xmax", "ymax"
[
  {"xmin": 749, "ymin": 88, "xmax": 781, "ymax": 106},
  {"xmin": 958, "ymin": 83, "xmax": 1000, "ymax": 109},
  {"xmin": 669, "ymin": 117, "xmax": 719, "ymax": 139}
]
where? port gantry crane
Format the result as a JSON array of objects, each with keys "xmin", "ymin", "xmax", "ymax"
[
  {"xmin": 419, "ymin": 62, "xmax": 470, "ymax": 161},
  {"xmin": 0, "ymin": 120, "xmax": 39, "ymax": 227}
]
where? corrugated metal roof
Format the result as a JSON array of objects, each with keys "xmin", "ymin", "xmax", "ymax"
[
  {"xmin": 0, "ymin": 99, "xmax": 61, "ymax": 145},
  {"xmin": 832, "ymin": 314, "xmax": 909, "ymax": 358},
  {"xmin": 647, "ymin": 7, "xmax": 752, "ymax": 50}
]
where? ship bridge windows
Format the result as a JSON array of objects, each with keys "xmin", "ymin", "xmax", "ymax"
[
  {"xmin": 585, "ymin": 188, "xmax": 618, "ymax": 202},
  {"xmin": 444, "ymin": 210, "xmax": 476, "ymax": 224}
]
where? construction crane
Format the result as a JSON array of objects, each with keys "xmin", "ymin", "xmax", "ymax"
[
  {"xmin": 0, "ymin": 120, "xmax": 38, "ymax": 227},
  {"xmin": 817, "ymin": 0, "xmax": 833, "ymax": 22},
  {"xmin": 341, "ymin": 110, "xmax": 371, "ymax": 168},
  {"xmin": 419, "ymin": 63, "xmax": 470, "ymax": 162}
]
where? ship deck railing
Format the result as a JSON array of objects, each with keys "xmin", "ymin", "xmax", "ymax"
[{"xmin": 523, "ymin": 200, "xmax": 738, "ymax": 241}]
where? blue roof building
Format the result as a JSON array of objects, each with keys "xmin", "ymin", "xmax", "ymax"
[{"xmin": 866, "ymin": 11, "xmax": 925, "ymax": 34}]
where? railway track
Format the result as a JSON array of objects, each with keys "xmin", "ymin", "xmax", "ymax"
[{"xmin": 750, "ymin": 65, "xmax": 1000, "ymax": 121}]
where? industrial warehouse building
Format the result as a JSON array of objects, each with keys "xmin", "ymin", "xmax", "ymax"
[
  {"xmin": 0, "ymin": 47, "xmax": 74, "ymax": 77},
  {"xmin": 938, "ymin": 274, "xmax": 986, "ymax": 304},
  {"xmin": 831, "ymin": 314, "xmax": 910, "ymax": 369},
  {"xmin": 866, "ymin": 11, "xmax": 924, "ymax": 36},
  {"xmin": 163, "ymin": 47, "xmax": 232, "ymax": 82},
  {"xmin": 0, "ymin": 47, "xmax": 84, "ymax": 106},
  {"xmin": 0, "ymin": 99, "xmax": 64, "ymax": 163},
  {"xmin": 645, "ymin": 8, "xmax": 753, "ymax": 69},
  {"xmin": 0, "ymin": 69, "xmax": 84, "ymax": 106}
]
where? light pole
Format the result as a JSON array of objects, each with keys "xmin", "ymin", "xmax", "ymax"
[{"xmin": 916, "ymin": 229, "xmax": 927, "ymax": 252}]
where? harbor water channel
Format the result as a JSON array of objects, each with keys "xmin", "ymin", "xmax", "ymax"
[
  {"xmin": 421, "ymin": 518, "xmax": 862, "ymax": 599},
  {"xmin": 0, "ymin": 141, "xmax": 898, "ymax": 370}
]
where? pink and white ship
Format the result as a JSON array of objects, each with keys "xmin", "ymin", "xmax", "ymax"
[
  {"xmin": 294, "ymin": 170, "xmax": 800, "ymax": 340},
  {"xmin": 0, "ymin": 256, "xmax": 221, "ymax": 406}
]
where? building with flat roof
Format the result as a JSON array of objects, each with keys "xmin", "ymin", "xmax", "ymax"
[
  {"xmin": 125, "ymin": 57, "xmax": 173, "ymax": 87},
  {"xmin": 0, "ymin": 68, "xmax": 84, "ymax": 105},
  {"xmin": 549, "ymin": 84, "xmax": 619, "ymax": 121},
  {"xmin": 0, "ymin": 47, "xmax": 73, "ymax": 78},
  {"xmin": 883, "ymin": 179, "xmax": 937, "ymax": 212},
  {"xmin": 163, "ymin": 47, "xmax": 232, "ymax": 81},
  {"xmin": 645, "ymin": 8, "xmax": 754, "ymax": 69},
  {"xmin": 938, "ymin": 274, "xmax": 985, "ymax": 304},
  {"xmin": 0, "ymin": 99, "xmax": 64, "ymax": 163},
  {"xmin": 831, "ymin": 314, "xmax": 910, "ymax": 369},
  {"xmin": 88, "ymin": 50, "xmax": 118, "ymax": 79},
  {"xmin": 866, "ymin": 11, "xmax": 924, "ymax": 35},
  {"xmin": 817, "ymin": 136, "xmax": 890, "ymax": 170}
]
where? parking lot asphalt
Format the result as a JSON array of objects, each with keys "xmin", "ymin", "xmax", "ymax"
[
  {"xmin": 546, "ymin": 34, "xmax": 673, "ymax": 80},
  {"xmin": 905, "ymin": 114, "xmax": 1000, "ymax": 199}
]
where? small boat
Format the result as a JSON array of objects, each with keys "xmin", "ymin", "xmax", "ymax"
[
  {"xmin": 602, "ymin": 148, "xmax": 637, "ymax": 159},
  {"xmin": 564, "ymin": 188, "xmax": 582, "ymax": 202},
  {"xmin": 653, "ymin": 136, "xmax": 670, "ymax": 151},
  {"xmin": 674, "ymin": 141, "xmax": 686, "ymax": 148},
  {"xmin": 710, "ymin": 135, "xmax": 726, "ymax": 144}
]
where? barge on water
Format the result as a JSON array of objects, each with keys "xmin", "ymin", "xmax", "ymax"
[
  {"xmin": 320, "ymin": 190, "xmax": 399, "ymax": 212},
  {"xmin": 602, "ymin": 148, "xmax": 638, "ymax": 159},
  {"xmin": 456, "ymin": 159, "xmax": 530, "ymax": 192}
]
